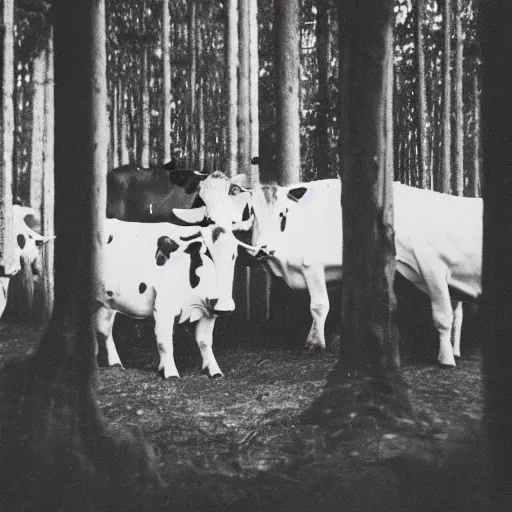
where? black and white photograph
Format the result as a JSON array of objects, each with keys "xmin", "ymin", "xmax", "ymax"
[{"xmin": 0, "ymin": 1, "xmax": 511, "ymax": 510}]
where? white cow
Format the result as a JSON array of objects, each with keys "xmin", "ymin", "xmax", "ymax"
[
  {"xmin": 95, "ymin": 210, "xmax": 256, "ymax": 378},
  {"xmin": 393, "ymin": 183, "xmax": 482, "ymax": 367},
  {"xmin": 1, "ymin": 205, "xmax": 55, "ymax": 321},
  {"xmin": 237, "ymin": 178, "xmax": 479, "ymax": 367}
]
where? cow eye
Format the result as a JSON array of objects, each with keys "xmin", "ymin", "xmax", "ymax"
[{"xmin": 230, "ymin": 185, "xmax": 241, "ymax": 195}]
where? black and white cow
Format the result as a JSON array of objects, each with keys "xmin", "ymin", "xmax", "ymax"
[
  {"xmin": 237, "ymin": 177, "xmax": 480, "ymax": 367},
  {"xmin": 95, "ymin": 214, "xmax": 257, "ymax": 378},
  {"xmin": 0, "ymin": 205, "xmax": 55, "ymax": 321}
]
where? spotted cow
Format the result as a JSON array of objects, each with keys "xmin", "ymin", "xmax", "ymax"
[
  {"xmin": 237, "ymin": 178, "xmax": 479, "ymax": 367},
  {"xmin": 95, "ymin": 214, "xmax": 255, "ymax": 378}
]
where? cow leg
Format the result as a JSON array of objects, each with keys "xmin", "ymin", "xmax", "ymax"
[
  {"xmin": 426, "ymin": 276, "xmax": 456, "ymax": 367},
  {"xmin": 195, "ymin": 316, "xmax": 223, "ymax": 378},
  {"xmin": 153, "ymin": 306, "xmax": 179, "ymax": 378},
  {"xmin": 451, "ymin": 301, "xmax": 464, "ymax": 359},
  {"xmin": 303, "ymin": 265, "xmax": 329, "ymax": 351},
  {"xmin": 94, "ymin": 307, "xmax": 124, "ymax": 368},
  {"xmin": 0, "ymin": 277, "xmax": 10, "ymax": 321}
]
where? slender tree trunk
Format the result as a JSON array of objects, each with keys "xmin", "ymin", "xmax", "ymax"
[
  {"xmin": 416, "ymin": 0, "xmax": 429, "ymax": 189},
  {"xmin": 470, "ymin": 65, "xmax": 481, "ymax": 197},
  {"xmin": 141, "ymin": 48, "xmax": 150, "ymax": 167},
  {"xmin": 442, "ymin": 0, "xmax": 452, "ymax": 194},
  {"xmin": 227, "ymin": 0, "xmax": 238, "ymax": 177},
  {"xmin": 249, "ymin": 0, "xmax": 259, "ymax": 186},
  {"xmin": 119, "ymin": 85, "xmax": 129, "ymax": 165},
  {"xmin": 162, "ymin": 0, "xmax": 171, "ymax": 163},
  {"xmin": 454, "ymin": 0, "xmax": 464, "ymax": 196},
  {"xmin": 41, "ymin": 27, "xmax": 55, "ymax": 322},
  {"xmin": 198, "ymin": 76, "xmax": 205, "ymax": 170},
  {"xmin": 188, "ymin": 0, "xmax": 197, "ymax": 168},
  {"xmin": 238, "ymin": 0, "xmax": 251, "ymax": 179},
  {"xmin": 111, "ymin": 80, "xmax": 119, "ymax": 169},
  {"xmin": 315, "ymin": 0, "xmax": 330, "ymax": 180},
  {"xmin": 481, "ymin": 6, "xmax": 512, "ymax": 511},
  {"xmin": 0, "ymin": 0, "xmax": 16, "ymax": 277},
  {"xmin": 275, "ymin": 0, "xmax": 301, "ymax": 185}
]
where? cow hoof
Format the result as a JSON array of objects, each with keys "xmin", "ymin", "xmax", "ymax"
[
  {"xmin": 305, "ymin": 345, "xmax": 325, "ymax": 354},
  {"xmin": 438, "ymin": 362, "xmax": 456, "ymax": 369},
  {"xmin": 212, "ymin": 373, "xmax": 223, "ymax": 379},
  {"xmin": 158, "ymin": 369, "xmax": 179, "ymax": 379},
  {"xmin": 111, "ymin": 363, "xmax": 125, "ymax": 370}
]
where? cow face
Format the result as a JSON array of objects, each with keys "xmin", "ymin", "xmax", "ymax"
[
  {"xmin": 13, "ymin": 205, "xmax": 55, "ymax": 277},
  {"xmin": 250, "ymin": 184, "xmax": 307, "ymax": 252}
]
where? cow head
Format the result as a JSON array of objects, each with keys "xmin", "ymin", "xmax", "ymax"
[
  {"xmin": 13, "ymin": 205, "xmax": 55, "ymax": 277},
  {"xmin": 249, "ymin": 183, "xmax": 308, "ymax": 256},
  {"xmin": 170, "ymin": 172, "xmax": 256, "ymax": 313}
]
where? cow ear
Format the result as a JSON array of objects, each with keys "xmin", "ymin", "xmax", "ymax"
[
  {"xmin": 287, "ymin": 187, "xmax": 308, "ymax": 202},
  {"xmin": 172, "ymin": 206, "xmax": 207, "ymax": 225}
]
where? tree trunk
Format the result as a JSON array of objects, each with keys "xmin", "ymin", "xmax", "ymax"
[
  {"xmin": 315, "ymin": 0, "xmax": 412, "ymax": 422},
  {"xmin": 119, "ymin": 85, "xmax": 130, "ymax": 165},
  {"xmin": 0, "ymin": 0, "xmax": 17, "ymax": 278},
  {"xmin": 162, "ymin": 0, "xmax": 171, "ymax": 163},
  {"xmin": 0, "ymin": 1, "xmax": 162, "ymax": 508},
  {"xmin": 198, "ymin": 76, "xmax": 205, "ymax": 170},
  {"xmin": 275, "ymin": 0, "xmax": 301, "ymax": 185},
  {"xmin": 470, "ymin": 64, "xmax": 481, "ymax": 197},
  {"xmin": 238, "ymin": 0, "xmax": 251, "ymax": 179},
  {"xmin": 111, "ymin": 78, "xmax": 119, "ymax": 169},
  {"xmin": 249, "ymin": 0, "xmax": 259, "ymax": 186},
  {"xmin": 454, "ymin": 0, "xmax": 464, "ymax": 196},
  {"xmin": 41, "ymin": 27, "xmax": 55, "ymax": 322},
  {"xmin": 315, "ymin": 0, "xmax": 330, "ymax": 180},
  {"xmin": 141, "ymin": 48, "xmax": 150, "ymax": 167},
  {"xmin": 188, "ymin": 0, "xmax": 197, "ymax": 168},
  {"xmin": 227, "ymin": 0, "xmax": 238, "ymax": 177},
  {"xmin": 481, "ymin": 6, "xmax": 512, "ymax": 510},
  {"xmin": 442, "ymin": 0, "xmax": 452, "ymax": 194},
  {"xmin": 416, "ymin": 0, "xmax": 430, "ymax": 189}
]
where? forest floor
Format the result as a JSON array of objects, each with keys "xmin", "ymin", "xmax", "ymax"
[{"xmin": 0, "ymin": 309, "xmax": 489, "ymax": 512}]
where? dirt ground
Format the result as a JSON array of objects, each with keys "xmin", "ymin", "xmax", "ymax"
[{"xmin": 0, "ymin": 310, "xmax": 489, "ymax": 512}]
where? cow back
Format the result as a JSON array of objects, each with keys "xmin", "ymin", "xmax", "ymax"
[{"xmin": 107, "ymin": 167, "xmax": 206, "ymax": 223}]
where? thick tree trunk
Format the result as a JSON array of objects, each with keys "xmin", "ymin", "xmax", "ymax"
[
  {"xmin": 454, "ymin": 0, "xmax": 464, "ymax": 196},
  {"xmin": 0, "ymin": 0, "xmax": 17, "ymax": 277},
  {"xmin": 249, "ymin": 0, "xmax": 259, "ymax": 186},
  {"xmin": 275, "ymin": 0, "xmax": 301, "ymax": 185},
  {"xmin": 315, "ymin": 0, "xmax": 330, "ymax": 180},
  {"xmin": 416, "ymin": 0, "xmax": 430, "ymax": 189},
  {"xmin": 442, "ymin": 0, "xmax": 452, "ymax": 194},
  {"xmin": 317, "ymin": 0, "xmax": 412, "ymax": 420},
  {"xmin": 188, "ymin": 0, "xmax": 197, "ymax": 168},
  {"xmin": 227, "ymin": 0, "xmax": 238, "ymax": 177},
  {"xmin": 162, "ymin": 0, "xmax": 171, "ymax": 163},
  {"xmin": 481, "ymin": 6, "xmax": 512, "ymax": 511},
  {"xmin": 0, "ymin": 1, "xmax": 161, "ymax": 508},
  {"xmin": 238, "ymin": 0, "xmax": 251, "ymax": 179}
]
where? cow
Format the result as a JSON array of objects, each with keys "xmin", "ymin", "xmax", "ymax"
[
  {"xmin": 393, "ymin": 183, "xmax": 482, "ymax": 367},
  {"xmin": 95, "ymin": 214, "xmax": 257, "ymax": 378},
  {"xmin": 107, "ymin": 164, "xmax": 253, "ymax": 225},
  {"xmin": 0, "ymin": 205, "xmax": 55, "ymax": 321},
  {"xmin": 238, "ymin": 178, "xmax": 478, "ymax": 367}
]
